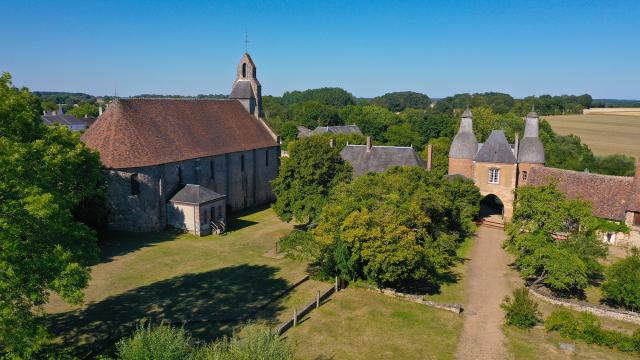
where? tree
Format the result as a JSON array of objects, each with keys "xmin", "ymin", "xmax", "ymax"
[
  {"xmin": 384, "ymin": 123, "xmax": 423, "ymax": 149},
  {"xmin": 67, "ymin": 102, "xmax": 98, "ymax": 118},
  {"xmin": 312, "ymin": 167, "xmax": 480, "ymax": 287},
  {"xmin": 602, "ymin": 250, "xmax": 640, "ymax": 311},
  {"xmin": 372, "ymin": 91, "xmax": 431, "ymax": 112},
  {"xmin": 0, "ymin": 73, "xmax": 103, "ymax": 357},
  {"xmin": 282, "ymin": 87, "xmax": 355, "ymax": 108},
  {"xmin": 427, "ymin": 137, "xmax": 451, "ymax": 178},
  {"xmin": 506, "ymin": 183, "xmax": 607, "ymax": 295},
  {"xmin": 289, "ymin": 101, "xmax": 342, "ymax": 128},
  {"xmin": 501, "ymin": 288, "xmax": 541, "ymax": 329},
  {"xmin": 272, "ymin": 136, "xmax": 352, "ymax": 224}
]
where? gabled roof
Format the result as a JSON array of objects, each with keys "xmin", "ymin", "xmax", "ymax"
[
  {"xmin": 528, "ymin": 167, "xmax": 633, "ymax": 221},
  {"xmin": 81, "ymin": 99, "xmax": 277, "ymax": 169},
  {"xmin": 42, "ymin": 114, "xmax": 88, "ymax": 127},
  {"xmin": 474, "ymin": 130, "xmax": 516, "ymax": 164},
  {"xmin": 169, "ymin": 184, "xmax": 225, "ymax": 205},
  {"xmin": 298, "ymin": 125, "xmax": 363, "ymax": 138},
  {"xmin": 340, "ymin": 145, "xmax": 425, "ymax": 177}
]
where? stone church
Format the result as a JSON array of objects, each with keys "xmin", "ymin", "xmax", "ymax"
[
  {"xmin": 448, "ymin": 107, "xmax": 640, "ymax": 247},
  {"xmin": 82, "ymin": 53, "xmax": 280, "ymax": 235}
]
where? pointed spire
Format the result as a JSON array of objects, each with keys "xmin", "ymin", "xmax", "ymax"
[{"xmin": 462, "ymin": 105, "xmax": 473, "ymax": 118}]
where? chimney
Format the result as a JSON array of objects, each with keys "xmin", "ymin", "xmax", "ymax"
[
  {"xmin": 426, "ymin": 144, "xmax": 433, "ymax": 171},
  {"xmin": 329, "ymin": 138, "xmax": 336, "ymax": 148},
  {"xmin": 514, "ymin": 132, "xmax": 520, "ymax": 159},
  {"xmin": 366, "ymin": 136, "xmax": 372, "ymax": 152},
  {"xmin": 98, "ymin": 105, "xmax": 103, "ymax": 116}
]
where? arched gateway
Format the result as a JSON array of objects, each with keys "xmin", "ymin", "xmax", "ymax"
[{"xmin": 479, "ymin": 194, "xmax": 504, "ymax": 219}]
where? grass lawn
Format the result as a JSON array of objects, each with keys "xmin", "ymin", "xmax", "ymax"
[
  {"xmin": 544, "ymin": 114, "xmax": 640, "ymax": 156},
  {"xmin": 505, "ymin": 326, "xmax": 638, "ymax": 360},
  {"xmin": 424, "ymin": 235, "xmax": 473, "ymax": 304},
  {"xmin": 45, "ymin": 207, "xmax": 327, "ymax": 357},
  {"xmin": 285, "ymin": 288, "xmax": 464, "ymax": 360}
]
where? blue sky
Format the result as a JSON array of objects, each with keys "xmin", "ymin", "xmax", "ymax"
[{"xmin": 2, "ymin": 0, "xmax": 639, "ymax": 98}]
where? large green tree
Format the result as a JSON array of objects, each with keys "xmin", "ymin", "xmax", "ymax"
[
  {"xmin": 0, "ymin": 73, "xmax": 103, "ymax": 357},
  {"xmin": 506, "ymin": 183, "xmax": 607, "ymax": 295},
  {"xmin": 372, "ymin": 91, "xmax": 431, "ymax": 112},
  {"xmin": 313, "ymin": 167, "xmax": 480, "ymax": 287},
  {"xmin": 272, "ymin": 136, "xmax": 352, "ymax": 224}
]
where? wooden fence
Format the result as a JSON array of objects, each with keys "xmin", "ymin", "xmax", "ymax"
[{"xmin": 277, "ymin": 277, "xmax": 340, "ymax": 335}]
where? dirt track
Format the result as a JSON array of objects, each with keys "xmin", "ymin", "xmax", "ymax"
[{"xmin": 456, "ymin": 226, "xmax": 511, "ymax": 360}]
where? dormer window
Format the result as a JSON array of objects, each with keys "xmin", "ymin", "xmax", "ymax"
[{"xmin": 489, "ymin": 168, "xmax": 500, "ymax": 184}]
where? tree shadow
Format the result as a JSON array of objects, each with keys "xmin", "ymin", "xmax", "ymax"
[
  {"xmin": 390, "ymin": 269, "xmax": 461, "ymax": 296},
  {"xmin": 99, "ymin": 229, "xmax": 184, "ymax": 263},
  {"xmin": 46, "ymin": 264, "xmax": 289, "ymax": 358}
]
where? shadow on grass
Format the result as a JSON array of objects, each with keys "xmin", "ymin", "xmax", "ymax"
[
  {"xmin": 46, "ymin": 264, "xmax": 289, "ymax": 358},
  {"xmin": 390, "ymin": 270, "xmax": 461, "ymax": 296},
  {"xmin": 99, "ymin": 229, "xmax": 184, "ymax": 263}
]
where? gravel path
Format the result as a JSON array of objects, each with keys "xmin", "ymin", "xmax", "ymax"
[{"xmin": 456, "ymin": 226, "xmax": 511, "ymax": 360}]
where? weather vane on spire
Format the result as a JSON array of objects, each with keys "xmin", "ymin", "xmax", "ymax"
[{"xmin": 244, "ymin": 31, "xmax": 250, "ymax": 53}]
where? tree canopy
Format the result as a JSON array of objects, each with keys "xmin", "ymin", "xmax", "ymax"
[
  {"xmin": 0, "ymin": 73, "xmax": 103, "ymax": 357},
  {"xmin": 272, "ymin": 136, "xmax": 352, "ymax": 224},
  {"xmin": 312, "ymin": 167, "xmax": 480, "ymax": 287},
  {"xmin": 372, "ymin": 91, "xmax": 431, "ymax": 112}
]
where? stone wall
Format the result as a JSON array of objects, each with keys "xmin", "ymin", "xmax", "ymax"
[
  {"xmin": 528, "ymin": 286, "xmax": 640, "ymax": 325},
  {"xmin": 474, "ymin": 162, "xmax": 517, "ymax": 220},
  {"xmin": 105, "ymin": 145, "xmax": 279, "ymax": 232}
]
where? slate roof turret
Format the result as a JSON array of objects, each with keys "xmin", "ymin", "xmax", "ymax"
[
  {"xmin": 449, "ymin": 106, "xmax": 478, "ymax": 159},
  {"xmin": 518, "ymin": 106, "xmax": 545, "ymax": 164}
]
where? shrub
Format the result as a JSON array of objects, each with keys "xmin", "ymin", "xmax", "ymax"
[
  {"xmin": 500, "ymin": 288, "xmax": 541, "ymax": 329},
  {"xmin": 601, "ymin": 250, "xmax": 640, "ymax": 311},
  {"xmin": 278, "ymin": 230, "xmax": 318, "ymax": 261},
  {"xmin": 198, "ymin": 324, "xmax": 293, "ymax": 360},
  {"xmin": 115, "ymin": 323, "xmax": 195, "ymax": 360},
  {"xmin": 544, "ymin": 310, "xmax": 639, "ymax": 353}
]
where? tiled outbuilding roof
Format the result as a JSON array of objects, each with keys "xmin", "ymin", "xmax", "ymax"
[
  {"xmin": 528, "ymin": 167, "xmax": 633, "ymax": 220},
  {"xmin": 340, "ymin": 144, "xmax": 425, "ymax": 177},
  {"xmin": 42, "ymin": 114, "xmax": 88, "ymax": 127},
  {"xmin": 81, "ymin": 99, "xmax": 277, "ymax": 169},
  {"xmin": 298, "ymin": 125, "xmax": 363, "ymax": 138},
  {"xmin": 169, "ymin": 184, "xmax": 225, "ymax": 205}
]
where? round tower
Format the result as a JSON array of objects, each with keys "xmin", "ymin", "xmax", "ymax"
[
  {"xmin": 448, "ymin": 106, "xmax": 478, "ymax": 178},
  {"xmin": 517, "ymin": 106, "xmax": 545, "ymax": 184}
]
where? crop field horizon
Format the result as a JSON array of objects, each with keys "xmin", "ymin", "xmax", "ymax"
[{"xmin": 544, "ymin": 114, "xmax": 640, "ymax": 157}]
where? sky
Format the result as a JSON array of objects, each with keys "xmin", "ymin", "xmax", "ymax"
[{"xmin": 2, "ymin": 0, "xmax": 639, "ymax": 99}]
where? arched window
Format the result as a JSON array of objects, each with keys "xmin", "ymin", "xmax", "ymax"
[
  {"xmin": 242, "ymin": 63, "xmax": 247, "ymax": 78},
  {"xmin": 130, "ymin": 174, "xmax": 140, "ymax": 196}
]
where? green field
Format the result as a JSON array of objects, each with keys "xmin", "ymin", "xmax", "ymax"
[{"xmin": 544, "ymin": 114, "xmax": 640, "ymax": 157}]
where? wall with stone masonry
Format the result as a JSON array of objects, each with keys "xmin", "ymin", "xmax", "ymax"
[
  {"xmin": 474, "ymin": 162, "xmax": 517, "ymax": 220},
  {"xmin": 104, "ymin": 145, "xmax": 279, "ymax": 232}
]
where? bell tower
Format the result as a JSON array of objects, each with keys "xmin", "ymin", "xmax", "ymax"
[{"xmin": 230, "ymin": 52, "xmax": 263, "ymax": 119}]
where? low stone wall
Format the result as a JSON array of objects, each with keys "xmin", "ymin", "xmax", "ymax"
[
  {"xmin": 365, "ymin": 287, "xmax": 464, "ymax": 314},
  {"xmin": 528, "ymin": 285, "xmax": 640, "ymax": 325}
]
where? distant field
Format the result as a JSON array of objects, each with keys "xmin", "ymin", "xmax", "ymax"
[
  {"xmin": 583, "ymin": 108, "xmax": 640, "ymax": 116},
  {"xmin": 544, "ymin": 114, "xmax": 640, "ymax": 157}
]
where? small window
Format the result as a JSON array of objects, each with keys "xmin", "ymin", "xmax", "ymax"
[
  {"xmin": 177, "ymin": 165, "xmax": 183, "ymax": 184},
  {"xmin": 210, "ymin": 161, "xmax": 215, "ymax": 180},
  {"xmin": 241, "ymin": 155, "xmax": 245, "ymax": 172},
  {"xmin": 252, "ymin": 67, "xmax": 256, "ymax": 78},
  {"xmin": 634, "ymin": 212, "xmax": 640, "ymax": 226},
  {"xmin": 242, "ymin": 63, "xmax": 247, "ymax": 78},
  {"xmin": 488, "ymin": 168, "xmax": 500, "ymax": 184},
  {"xmin": 130, "ymin": 174, "xmax": 140, "ymax": 196},
  {"xmin": 265, "ymin": 150, "xmax": 269, "ymax": 167},
  {"xmin": 522, "ymin": 171, "xmax": 528, "ymax": 181}
]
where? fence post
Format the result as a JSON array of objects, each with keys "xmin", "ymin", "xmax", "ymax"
[
  {"xmin": 316, "ymin": 290, "xmax": 320, "ymax": 308},
  {"xmin": 335, "ymin": 276, "xmax": 339, "ymax": 292},
  {"xmin": 293, "ymin": 309, "xmax": 298, "ymax": 326}
]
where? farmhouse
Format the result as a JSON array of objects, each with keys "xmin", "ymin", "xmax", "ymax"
[
  {"xmin": 448, "ymin": 107, "xmax": 640, "ymax": 247},
  {"xmin": 82, "ymin": 53, "xmax": 280, "ymax": 235}
]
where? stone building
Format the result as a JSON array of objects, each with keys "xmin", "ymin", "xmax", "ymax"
[
  {"xmin": 448, "ymin": 106, "xmax": 640, "ymax": 247},
  {"xmin": 81, "ymin": 52, "xmax": 279, "ymax": 235},
  {"xmin": 449, "ymin": 107, "xmax": 544, "ymax": 220},
  {"xmin": 341, "ymin": 136, "xmax": 426, "ymax": 177}
]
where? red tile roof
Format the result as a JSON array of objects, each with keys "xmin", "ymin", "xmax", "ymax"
[
  {"xmin": 81, "ymin": 99, "xmax": 277, "ymax": 169},
  {"xmin": 627, "ymin": 162, "xmax": 640, "ymax": 212},
  {"xmin": 528, "ymin": 167, "xmax": 633, "ymax": 220}
]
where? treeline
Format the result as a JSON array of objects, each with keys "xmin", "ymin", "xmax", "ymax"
[
  {"xmin": 263, "ymin": 87, "xmax": 635, "ymax": 177},
  {"xmin": 592, "ymin": 99, "xmax": 640, "ymax": 108}
]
